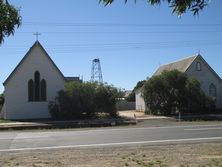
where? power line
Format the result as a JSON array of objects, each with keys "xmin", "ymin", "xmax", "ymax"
[
  {"xmin": 2, "ymin": 39, "xmax": 222, "ymax": 48},
  {"xmin": 1, "ymin": 40, "xmax": 222, "ymax": 54},
  {"xmin": 14, "ymin": 30, "xmax": 222, "ymax": 35},
  {"xmin": 22, "ymin": 22, "xmax": 222, "ymax": 27}
]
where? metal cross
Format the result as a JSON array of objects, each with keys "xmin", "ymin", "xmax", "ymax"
[{"xmin": 33, "ymin": 32, "xmax": 41, "ymax": 41}]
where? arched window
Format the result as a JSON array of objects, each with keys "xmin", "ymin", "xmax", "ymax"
[
  {"xmin": 209, "ymin": 83, "xmax": 216, "ymax": 97},
  {"xmin": 28, "ymin": 71, "xmax": 47, "ymax": 102},
  {"xmin": 41, "ymin": 79, "xmax": 47, "ymax": 101},
  {"xmin": 34, "ymin": 71, "xmax": 40, "ymax": 101},
  {"xmin": 196, "ymin": 62, "xmax": 201, "ymax": 71},
  {"xmin": 28, "ymin": 79, "xmax": 34, "ymax": 101}
]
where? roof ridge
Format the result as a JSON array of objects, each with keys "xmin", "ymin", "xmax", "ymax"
[
  {"xmin": 153, "ymin": 54, "xmax": 200, "ymax": 76},
  {"xmin": 159, "ymin": 54, "xmax": 198, "ymax": 67}
]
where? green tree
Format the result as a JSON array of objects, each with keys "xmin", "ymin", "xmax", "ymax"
[
  {"xmin": 94, "ymin": 84, "xmax": 118, "ymax": 117},
  {"xmin": 185, "ymin": 77, "xmax": 205, "ymax": 113},
  {"xmin": 0, "ymin": 0, "xmax": 21, "ymax": 44},
  {"xmin": 143, "ymin": 70, "xmax": 209, "ymax": 115},
  {"xmin": 126, "ymin": 80, "xmax": 146, "ymax": 102},
  {"xmin": 143, "ymin": 73, "xmax": 173, "ymax": 115},
  {"xmin": 49, "ymin": 82, "xmax": 118, "ymax": 120},
  {"xmin": 99, "ymin": 0, "xmax": 208, "ymax": 16}
]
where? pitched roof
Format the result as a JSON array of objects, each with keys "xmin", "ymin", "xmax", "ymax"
[
  {"xmin": 153, "ymin": 55, "xmax": 198, "ymax": 76},
  {"xmin": 153, "ymin": 54, "xmax": 221, "ymax": 81},
  {"xmin": 3, "ymin": 41, "xmax": 66, "ymax": 86}
]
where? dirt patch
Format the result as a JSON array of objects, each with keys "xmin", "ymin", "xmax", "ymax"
[
  {"xmin": 118, "ymin": 110, "xmax": 169, "ymax": 120},
  {"xmin": 0, "ymin": 142, "xmax": 222, "ymax": 167},
  {"xmin": 119, "ymin": 110, "xmax": 145, "ymax": 118}
]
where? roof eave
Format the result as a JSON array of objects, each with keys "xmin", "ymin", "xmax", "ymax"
[{"xmin": 3, "ymin": 41, "xmax": 38, "ymax": 86}]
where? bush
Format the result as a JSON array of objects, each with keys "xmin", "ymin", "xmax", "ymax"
[
  {"xmin": 126, "ymin": 80, "xmax": 146, "ymax": 102},
  {"xmin": 126, "ymin": 92, "xmax": 135, "ymax": 102},
  {"xmin": 49, "ymin": 82, "xmax": 118, "ymax": 120},
  {"xmin": 143, "ymin": 70, "xmax": 214, "ymax": 115}
]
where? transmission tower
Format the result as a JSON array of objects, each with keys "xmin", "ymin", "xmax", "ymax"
[{"xmin": 91, "ymin": 58, "xmax": 103, "ymax": 83}]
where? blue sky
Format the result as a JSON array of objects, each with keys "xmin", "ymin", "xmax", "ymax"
[{"xmin": 0, "ymin": 0, "xmax": 222, "ymax": 93}]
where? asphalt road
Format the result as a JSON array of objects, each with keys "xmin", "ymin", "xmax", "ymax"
[{"xmin": 0, "ymin": 124, "xmax": 222, "ymax": 152}]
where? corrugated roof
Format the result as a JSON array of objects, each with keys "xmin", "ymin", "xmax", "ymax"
[
  {"xmin": 153, "ymin": 55, "xmax": 198, "ymax": 76},
  {"xmin": 65, "ymin": 77, "xmax": 81, "ymax": 82}
]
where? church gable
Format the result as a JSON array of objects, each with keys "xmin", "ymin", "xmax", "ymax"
[
  {"xmin": 3, "ymin": 41, "xmax": 66, "ymax": 86},
  {"xmin": 186, "ymin": 55, "xmax": 222, "ymax": 108},
  {"xmin": 186, "ymin": 55, "xmax": 221, "ymax": 83},
  {"xmin": 3, "ymin": 41, "xmax": 67, "ymax": 119}
]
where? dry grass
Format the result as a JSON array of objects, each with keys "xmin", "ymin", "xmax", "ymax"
[{"xmin": 0, "ymin": 142, "xmax": 222, "ymax": 167}]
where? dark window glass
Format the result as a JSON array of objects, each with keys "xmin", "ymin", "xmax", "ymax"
[
  {"xmin": 34, "ymin": 71, "xmax": 40, "ymax": 101},
  {"xmin": 196, "ymin": 62, "xmax": 201, "ymax": 71},
  {"xmin": 28, "ymin": 71, "xmax": 47, "ymax": 102},
  {"xmin": 41, "ymin": 79, "xmax": 47, "ymax": 101},
  {"xmin": 28, "ymin": 79, "xmax": 34, "ymax": 101},
  {"xmin": 209, "ymin": 84, "xmax": 216, "ymax": 97}
]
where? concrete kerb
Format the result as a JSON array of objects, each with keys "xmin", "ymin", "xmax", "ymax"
[{"xmin": 0, "ymin": 118, "xmax": 137, "ymax": 130}]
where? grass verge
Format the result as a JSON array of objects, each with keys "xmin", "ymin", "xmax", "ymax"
[{"xmin": 0, "ymin": 142, "xmax": 221, "ymax": 167}]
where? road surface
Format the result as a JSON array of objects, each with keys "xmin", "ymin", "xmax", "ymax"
[{"xmin": 0, "ymin": 124, "xmax": 222, "ymax": 152}]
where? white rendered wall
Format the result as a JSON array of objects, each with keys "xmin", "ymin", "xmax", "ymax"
[
  {"xmin": 135, "ymin": 91, "xmax": 146, "ymax": 112},
  {"xmin": 186, "ymin": 57, "xmax": 222, "ymax": 109},
  {"xmin": 4, "ymin": 44, "xmax": 66, "ymax": 120}
]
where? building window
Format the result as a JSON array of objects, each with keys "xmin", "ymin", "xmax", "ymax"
[
  {"xmin": 209, "ymin": 83, "xmax": 216, "ymax": 97},
  {"xmin": 34, "ymin": 71, "xmax": 40, "ymax": 101},
  {"xmin": 196, "ymin": 62, "xmax": 201, "ymax": 71},
  {"xmin": 28, "ymin": 71, "xmax": 47, "ymax": 102},
  {"xmin": 28, "ymin": 79, "xmax": 34, "ymax": 101},
  {"xmin": 41, "ymin": 79, "xmax": 47, "ymax": 101}
]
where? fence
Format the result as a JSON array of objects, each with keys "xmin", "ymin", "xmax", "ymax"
[{"xmin": 116, "ymin": 100, "xmax": 135, "ymax": 111}]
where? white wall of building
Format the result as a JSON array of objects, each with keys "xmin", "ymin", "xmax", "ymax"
[
  {"xmin": 4, "ymin": 44, "xmax": 66, "ymax": 120},
  {"xmin": 135, "ymin": 91, "xmax": 146, "ymax": 112},
  {"xmin": 186, "ymin": 57, "xmax": 222, "ymax": 109}
]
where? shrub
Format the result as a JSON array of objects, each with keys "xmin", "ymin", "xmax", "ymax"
[
  {"xmin": 143, "ymin": 70, "xmax": 214, "ymax": 115},
  {"xmin": 49, "ymin": 82, "xmax": 118, "ymax": 120},
  {"xmin": 126, "ymin": 80, "xmax": 146, "ymax": 102}
]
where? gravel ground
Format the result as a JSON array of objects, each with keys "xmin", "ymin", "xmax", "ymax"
[{"xmin": 0, "ymin": 142, "xmax": 222, "ymax": 167}]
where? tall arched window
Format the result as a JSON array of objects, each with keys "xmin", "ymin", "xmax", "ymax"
[
  {"xmin": 209, "ymin": 83, "xmax": 216, "ymax": 97},
  {"xmin": 41, "ymin": 79, "xmax": 47, "ymax": 101},
  {"xmin": 196, "ymin": 62, "xmax": 201, "ymax": 71},
  {"xmin": 28, "ymin": 71, "xmax": 47, "ymax": 102},
  {"xmin": 34, "ymin": 71, "xmax": 40, "ymax": 101},
  {"xmin": 28, "ymin": 79, "xmax": 34, "ymax": 101}
]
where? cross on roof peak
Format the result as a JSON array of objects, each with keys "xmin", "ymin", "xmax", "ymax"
[{"xmin": 33, "ymin": 32, "xmax": 41, "ymax": 41}]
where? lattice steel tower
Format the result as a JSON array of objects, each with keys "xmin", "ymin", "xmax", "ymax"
[{"xmin": 91, "ymin": 58, "xmax": 103, "ymax": 83}]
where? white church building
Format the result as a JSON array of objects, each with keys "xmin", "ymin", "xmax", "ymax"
[
  {"xmin": 1, "ymin": 41, "xmax": 80, "ymax": 120},
  {"xmin": 136, "ymin": 55, "xmax": 222, "ymax": 112}
]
